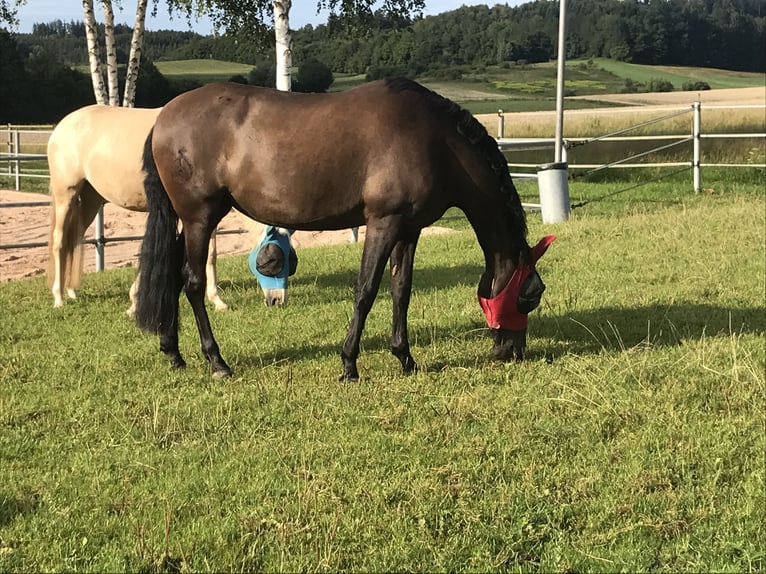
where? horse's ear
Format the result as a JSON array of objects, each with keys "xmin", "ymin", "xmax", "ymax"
[
  {"xmin": 255, "ymin": 243, "xmax": 285, "ymax": 277},
  {"xmin": 531, "ymin": 235, "xmax": 556, "ymax": 263}
]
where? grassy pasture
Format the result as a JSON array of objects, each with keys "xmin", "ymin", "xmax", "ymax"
[
  {"xmin": 1, "ymin": 173, "xmax": 764, "ymax": 571},
  {"xmin": 585, "ymin": 58, "xmax": 766, "ymax": 91},
  {"xmin": 155, "ymin": 59, "xmax": 254, "ymax": 83}
]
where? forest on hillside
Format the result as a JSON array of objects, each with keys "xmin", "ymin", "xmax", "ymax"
[{"xmin": 1, "ymin": 0, "xmax": 764, "ymax": 122}]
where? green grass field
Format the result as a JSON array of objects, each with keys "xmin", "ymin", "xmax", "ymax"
[
  {"xmin": 1, "ymin": 172, "xmax": 764, "ymax": 571},
  {"xmin": 153, "ymin": 58, "xmax": 764, "ymax": 114},
  {"xmin": 155, "ymin": 59, "xmax": 255, "ymax": 83},
  {"xmin": 580, "ymin": 58, "xmax": 766, "ymax": 90}
]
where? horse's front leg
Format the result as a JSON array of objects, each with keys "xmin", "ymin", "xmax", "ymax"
[
  {"xmin": 205, "ymin": 229, "xmax": 228, "ymax": 311},
  {"xmin": 389, "ymin": 232, "xmax": 421, "ymax": 375},
  {"xmin": 49, "ymin": 196, "xmax": 71, "ymax": 307},
  {"xmin": 184, "ymin": 223, "xmax": 232, "ymax": 378},
  {"xmin": 340, "ymin": 216, "xmax": 401, "ymax": 381}
]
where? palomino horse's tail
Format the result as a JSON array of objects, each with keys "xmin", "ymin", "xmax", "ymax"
[
  {"xmin": 46, "ymin": 187, "xmax": 85, "ymax": 292},
  {"xmin": 135, "ymin": 128, "xmax": 184, "ymax": 334}
]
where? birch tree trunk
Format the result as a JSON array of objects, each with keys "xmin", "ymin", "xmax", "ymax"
[
  {"xmin": 273, "ymin": 0, "xmax": 292, "ymax": 92},
  {"xmin": 123, "ymin": 0, "xmax": 148, "ymax": 107},
  {"xmin": 101, "ymin": 0, "xmax": 120, "ymax": 105},
  {"xmin": 83, "ymin": 0, "xmax": 108, "ymax": 105}
]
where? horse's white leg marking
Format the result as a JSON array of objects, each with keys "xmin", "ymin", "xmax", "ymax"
[
  {"xmin": 206, "ymin": 230, "xmax": 228, "ymax": 311},
  {"xmin": 126, "ymin": 273, "xmax": 139, "ymax": 317}
]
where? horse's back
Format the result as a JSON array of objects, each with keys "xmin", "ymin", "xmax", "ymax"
[
  {"xmin": 152, "ymin": 81, "xmax": 457, "ymax": 230},
  {"xmin": 48, "ymin": 105, "xmax": 161, "ymax": 210}
]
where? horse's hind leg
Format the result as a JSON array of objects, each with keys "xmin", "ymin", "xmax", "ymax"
[
  {"xmin": 183, "ymin": 221, "xmax": 232, "ymax": 378},
  {"xmin": 340, "ymin": 216, "xmax": 402, "ymax": 381},
  {"xmin": 66, "ymin": 184, "xmax": 104, "ymax": 299},
  {"xmin": 48, "ymin": 186, "xmax": 77, "ymax": 307},
  {"xmin": 48, "ymin": 182, "xmax": 96, "ymax": 306},
  {"xmin": 205, "ymin": 230, "xmax": 228, "ymax": 311},
  {"xmin": 389, "ymin": 232, "xmax": 421, "ymax": 375}
]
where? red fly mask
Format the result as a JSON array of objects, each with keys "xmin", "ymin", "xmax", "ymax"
[{"xmin": 478, "ymin": 235, "xmax": 556, "ymax": 331}]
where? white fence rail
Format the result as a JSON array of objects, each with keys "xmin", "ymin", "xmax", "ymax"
[{"xmin": 2, "ymin": 103, "xmax": 764, "ymax": 271}]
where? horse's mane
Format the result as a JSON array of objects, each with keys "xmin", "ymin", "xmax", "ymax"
[{"xmin": 384, "ymin": 77, "xmax": 529, "ymax": 260}]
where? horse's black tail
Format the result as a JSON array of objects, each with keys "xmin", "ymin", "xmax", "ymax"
[{"xmin": 135, "ymin": 128, "xmax": 184, "ymax": 334}]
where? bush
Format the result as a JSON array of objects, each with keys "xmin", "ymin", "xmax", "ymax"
[
  {"xmin": 227, "ymin": 74, "xmax": 248, "ymax": 84},
  {"xmin": 682, "ymin": 80, "xmax": 711, "ymax": 91},
  {"xmin": 647, "ymin": 78, "xmax": 674, "ymax": 92},
  {"xmin": 364, "ymin": 64, "xmax": 410, "ymax": 81},
  {"xmin": 249, "ymin": 63, "xmax": 276, "ymax": 88},
  {"xmin": 293, "ymin": 59, "xmax": 334, "ymax": 93},
  {"xmin": 621, "ymin": 78, "xmax": 642, "ymax": 93}
]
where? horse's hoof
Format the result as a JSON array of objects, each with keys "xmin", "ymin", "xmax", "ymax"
[
  {"xmin": 170, "ymin": 358, "xmax": 186, "ymax": 370},
  {"xmin": 213, "ymin": 367, "xmax": 233, "ymax": 379},
  {"xmin": 212, "ymin": 300, "xmax": 229, "ymax": 312},
  {"xmin": 401, "ymin": 357, "xmax": 418, "ymax": 375},
  {"xmin": 338, "ymin": 370, "xmax": 359, "ymax": 383}
]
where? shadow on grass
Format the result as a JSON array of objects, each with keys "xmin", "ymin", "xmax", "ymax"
[
  {"xmin": 0, "ymin": 491, "xmax": 39, "ymax": 527},
  {"xmin": 220, "ymin": 263, "xmax": 482, "ymax": 304},
  {"xmin": 234, "ymin": 302, "xmax": 764, "ymax": 372}
]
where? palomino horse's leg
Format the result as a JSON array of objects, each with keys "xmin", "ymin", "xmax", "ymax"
[
  {"xmin": 129, "ymin": 230, "xmax": 225, "ymax": 318},
  {"xmin": 183, "ymin": 222, "xmax": 232, "ymax": 378},
  {"xmin": 49, "ymin": 188, "xmax": 78, "ymax": 307},
  {"xmin": 49, "ymin": 184, "xmax": 102, "ymax": 306},
  {"xmin": 205, "ymin": 230, "xmax": 228, "ymax": 311},
  {"xmin": 389, "ymin": 232, "xmax": 421, "ymax": 375},
  {"xmin": 70, "ymin": 186, "xmax": 105, "ymax": 298},
  {"xmin": 340, "ymin": 216, "xmax": 403, "ymax": 381}
]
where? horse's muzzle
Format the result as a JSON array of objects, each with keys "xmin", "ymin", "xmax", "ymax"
[
  {"xmin": 263, "ymin": 287, "xmax": 288, "ymax": 307},
  {"xmin": 491, "ymin": 328, "xmax": 527, "ymax": 362}
]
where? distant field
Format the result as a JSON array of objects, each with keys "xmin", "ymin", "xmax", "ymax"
[
  {"xmin": 579, "ymin": 58, "xmax": 765, "ymax": 90},
  {"xmin": 155, "ymin": 59, "xmax": 255, "ymax": 83},
  {"xmin": 152, "ymin": 58, "xmax": 765, "ymax": 113}
]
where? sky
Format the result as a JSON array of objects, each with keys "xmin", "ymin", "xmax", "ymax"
[{"xmin": 11, "ymin": 1, "xmax": 505, "ymax": 34}]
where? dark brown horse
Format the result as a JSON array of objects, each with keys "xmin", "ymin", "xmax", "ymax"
[{"xmin": 135, "ymin": 78, "xmax": 551, "ymax": 380}]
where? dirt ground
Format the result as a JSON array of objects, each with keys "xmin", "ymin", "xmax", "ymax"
[{"xmin": 0, "ymin": 189, "xmax": 451, "ymax": 283}]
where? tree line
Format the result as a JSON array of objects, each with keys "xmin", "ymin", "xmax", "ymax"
[{"xmin": 1, "ymin": 0, "xmax": 763, "ymax": 122}]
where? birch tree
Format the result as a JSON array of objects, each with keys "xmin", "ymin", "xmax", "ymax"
[
  {"xmin": 0, "ymin": 0, "xmax": 24, "ymax": 26},
  {"xmin": 83, "ymin": 0, "xmax": 108, "ymax": 104},
  {"xmin": 273, "ymin": 0, "xmax": 291, "ymax": 91},
  {"xmin": 82, "ymin": 0, "xmax": 149, "ymax": 107},
  {"xmin": 165, "ymin": 0, "xmax": 425, "ymax": 91},
  {"xmin": 123, "ymin": 0, "xmax": 148, "ymax": 106}
]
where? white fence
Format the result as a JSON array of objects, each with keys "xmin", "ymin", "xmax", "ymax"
[
  {"xmin": 497, "ymin": 103, "xmax": 766, "ymax": 193},
  {"xmin": 2, "ymin": 103, "xmax": 765, "ymax": 270}
]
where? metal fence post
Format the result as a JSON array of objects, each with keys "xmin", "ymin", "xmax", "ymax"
[
  {"xmin": 497, "ymin": 110, "xmax": 505, "ymax": 139},
  {"xmin": 95, "ymin": 205, "xmax": 105, "ymax": 271},
  {"xmin": 13, "ymin": 129, "xmax": 20, "ymax": 190},
  {"xmin": 693, "ymin": 101, "xmax": 701, "ymax": 193},
  {"xmin": 6, "ymin": 124, "xmax": 11, "ymax": 176}
]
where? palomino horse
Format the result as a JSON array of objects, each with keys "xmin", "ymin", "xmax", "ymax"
[
  {"xmin": 135, "ymin": 79, "xmax": 553, "ymax": 380},
  {"xmin": 46, "ymin": 105, "xmax": 228, "ymax": 314}
]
